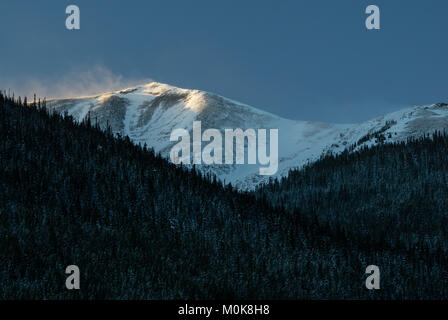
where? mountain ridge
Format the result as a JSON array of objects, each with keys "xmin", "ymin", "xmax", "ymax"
[{"xmin": 48, "ymin": 82, "xmax": 448, "ymax": 189}]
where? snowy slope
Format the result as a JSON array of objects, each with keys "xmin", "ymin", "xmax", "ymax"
[{"xmin": 48, "ymin": 82, "xmax": 448, "ymax": 190}]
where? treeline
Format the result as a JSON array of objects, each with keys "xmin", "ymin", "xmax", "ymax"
[{"xmin": 1, "ymin": 91, "xmax": 447, "ymax": 299}]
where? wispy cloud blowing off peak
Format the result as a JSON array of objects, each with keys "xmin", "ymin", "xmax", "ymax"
[{"xmin": 0, "ymin": 66, "xmax": 152, "ymax": 100}]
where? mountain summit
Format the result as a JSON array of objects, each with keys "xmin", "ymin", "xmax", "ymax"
[{"xmin": 48, "ymin": 82, "xmax": 448, "ymax": 189}]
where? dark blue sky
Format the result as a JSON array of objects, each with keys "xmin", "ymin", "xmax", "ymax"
[{"xmin": 0, "ymin": 0, "xmax": 447, "ymax": 122}]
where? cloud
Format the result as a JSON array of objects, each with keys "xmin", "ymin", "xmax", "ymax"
[{"xmin": 0, "ymin": 66, "xmax": 152, "ymax": 100}]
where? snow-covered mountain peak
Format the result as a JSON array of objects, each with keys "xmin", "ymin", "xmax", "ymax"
[
  {"xmin": 47, "ymin": 82, "xmax": 448, "ymax": 190},
  {"xmin": 140, "ymin": 81, "xmax": 192, "ymax": 95}
]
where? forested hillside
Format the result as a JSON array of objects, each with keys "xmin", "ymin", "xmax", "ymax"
[
  {"xmin": 259, "ymin": 130, "xmax": 448, "ymax": 254},
  {"xmin": 1, "ymin": 92, "xmax": 447, "ymax": 299},
  {"xmin": 258, "ymin": 130, "xmax": 448, "ymax": 298}
]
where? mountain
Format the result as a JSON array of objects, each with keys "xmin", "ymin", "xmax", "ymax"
[
  {"xmin": 48, "ymin": 82, "xmax": 448, "ymax": 189},
  {"xmin": 2, "ymin": 92, "xmax": 448, "ymax": 299}
]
